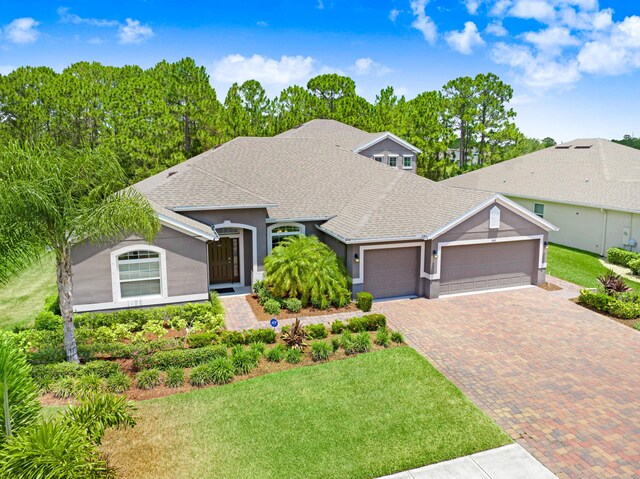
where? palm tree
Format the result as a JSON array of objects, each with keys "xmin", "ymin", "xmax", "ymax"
[{"xmin": 0, "ymin": 142, "xmax": 160, "ymax": 362}]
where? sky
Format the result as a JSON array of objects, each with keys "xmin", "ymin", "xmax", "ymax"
[{"xmin": 1, "ymin": 0, "xmax": 639, "ymax": 141}]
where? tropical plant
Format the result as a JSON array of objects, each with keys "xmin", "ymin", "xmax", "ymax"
[
  {"xmin": 597, "ymin": 269, "xmax": 632, "ymax": 296},
  {"xmin": 281, "ymin": 319, "xmax": 307, "ymax": 350},
  {"xmin": 231, "ymin": 346, "xmax": 258, "ymax": 375},
  {"xmin": 263, "ymin": 299, "xmax": 281, "ymax": 315},
  {"xmin": 208, "ymin": 357, "xmax": 235, "ymax": 385},
  {"xmin": 353, "ymin": 332, "xmax": 372, "ymax": 353},
  {"xmin": 0, "ymin": 142, "xmax": 160, "ymax": 362},
  {"xmin": 264, "ymin": 235, "xmax": 351, "ymax": 307}
]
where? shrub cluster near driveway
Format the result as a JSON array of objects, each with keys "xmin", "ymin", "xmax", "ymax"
[
  {"xmin": 101, "ymin": 347, "xmax": 511, "ymax": 479},
  {"xmin": 579, "ymin": 290, "xmax": 640, "ymax": 319},
  {"xmin": 608, "ymin": 247, "xmax": 640, "ymax": 275}
]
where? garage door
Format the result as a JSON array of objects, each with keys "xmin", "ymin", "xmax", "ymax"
[
  {"xmin": 362, "ymin": 247, "xmax": 420, "ymax": 299},
  {"xmin": 439, "ymin": 240, "xmax": 538, "ymax": 295}
]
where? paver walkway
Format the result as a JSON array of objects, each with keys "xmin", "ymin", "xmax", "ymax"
[
  {"xmin": 221, "ymin": 294, "xmax": 365, "ymax": 331},
  {"xmin": 374, "ymin": 286, "xmax": 640, "ymax": 479},
  {"xmin": 379, "ymin": 444, "xmax": 556, "ymax": 479}
]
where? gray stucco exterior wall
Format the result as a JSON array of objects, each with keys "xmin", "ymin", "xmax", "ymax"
[
  {"xmin": 359, "ymin": 138, "xmax": 417, "ymax": 173},
  {"xmin": 71, "ymin": 226, "xmax": 208, "ymax": 308}
]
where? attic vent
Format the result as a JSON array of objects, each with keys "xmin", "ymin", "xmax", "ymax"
[
  {"xmin": 555, "ymin": 145, "xmax": 571, "ymax": 149},
  {"xmin": 167, "ymin": 171, "xmax": 177, "ymax": 177},
  {"xmin": 575, "ymin": 145, "xmax": 592, "ymax": 149}
]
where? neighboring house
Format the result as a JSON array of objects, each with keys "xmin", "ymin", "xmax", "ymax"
[
  {"xmin": 447, "ymin": 148, "xmax": 479, "ymax": 168},
  {"xmin": 442, "ymin": 138, "xmax": 640, "ymax": 256},
  {"xmin": 71, "ymin": 119, "xmax": 556, "ymax": 312}
]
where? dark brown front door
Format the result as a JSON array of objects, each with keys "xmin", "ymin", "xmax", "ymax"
[{"xmin": 209, "ymin": 238, "xmax": 240, "ymax": 284}]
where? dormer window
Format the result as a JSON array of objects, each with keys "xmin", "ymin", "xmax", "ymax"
[
  {"xmin": 403, "ymin": 155, "xmax": 413, "ymax": 169},
  {"xmin": 388, "ymin": 156, "xmax": 398, "ymax": 168},
  {"xmin": 373, "ymin": 155, "xmax": 384, "ymax": 163}
]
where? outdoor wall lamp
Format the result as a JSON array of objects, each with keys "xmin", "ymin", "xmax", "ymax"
[
  {"xmin": 432, "ymin": 249, "xmax": 438, "ymax": 259},
  {"xmin": 354, "ymin": 253, "xmax": 360, "ymax": 263},
  {"xmin": 544, "ymin": 241, "xmax": 548, "ymax": 247}
]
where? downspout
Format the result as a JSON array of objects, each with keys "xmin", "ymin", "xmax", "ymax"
[{"xmin": 600, "ymin": 208, "xmax": 608, "ymax": 257}]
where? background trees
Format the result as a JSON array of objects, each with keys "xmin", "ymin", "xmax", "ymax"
[{"xmin": 0, "ymin": 57, "xmax": 552, "ymax": 183}]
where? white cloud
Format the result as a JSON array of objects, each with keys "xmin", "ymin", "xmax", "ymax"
[
  {"xmin": 522, "ymin": 26, "xmax": 580, "ymax": 54},
  {"xmin": 389, "ymin": 9, "xmax": 401, "ymax": 23},
  {"xmin": 486, "ymin": 21, "xmax": 508, "ymax": 36},
  {"xmin": 2, "ymin": 17, "xmax": 40, "ymax": 44},
  {"xmin": 118, "ymin": 18, "xmax": 154, "ymax": 44},
  {"xmin": 464, "ymin": 0, "xmax": 482, "ymax": 15},
  {"xmin": 577, "ymin": 16, "xmax": 640, "ymax": 75},
  {"xmin": 509, "ymin": 0, "xmax": 556, "ymax": 22},
  {"xmin": 490, "ymin": 0, "xmax": 512, "ymax": 16},
  {"xmin": 212, "ymin": 54, "xmax": 316, "ymax": 85},
  {"xmin": 446, "ymin": 21, "xmax": 485, "ymax": 54},
  {"xmin": 256, "ymin": 21, "xmax": 269, "ymax": 27},
  {"xmin": 352, "ymin": 57, "xmax": 392, "ymax": 76},
  {"xmin": 317, "ymin": 0, "xmax": 324, "ymax": 10},
  {"xmin": 57, "ymin": 7, "xmax": 119, "ymax": 27},
  {"xmin": 410, "ymin": 0, "xmax": 437, "ymax": 44}
]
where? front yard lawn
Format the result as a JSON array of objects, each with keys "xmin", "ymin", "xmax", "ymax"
[
  {"xmin": 0, "ymin": 254, "xmax": 57, "ymax": 330},
  {"xmin": 547, "ymin": 243, "xmax": 640, "ymax": 290},
  {"xmin": 102, "ymin": 347, "xmax": 510, "ymax": 479}
]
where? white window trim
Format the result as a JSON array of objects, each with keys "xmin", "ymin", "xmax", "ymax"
[
  {"xmin": 489, "ymin": 206, "xmax": 501, "ymax": 230},
  {"xmin": 373, "ymin": 155, "xmax": 384, "ymax": 163},
  {"xmin": 110, "ymin": 245, "xmax": 168, "ymax": 303},
  {"xmin": 267, "ymin": 222, "xmax": 306, "ymax": 254},
  {"xmin": 402, "ymin": 155, "xmax": 413, "ymax": 169},
  {"xmin": 533, "ymin": 203, "xmax": 545, "ymax": 218},
  {"xmin": 388, "ymin": 155, "xmax": 399, "ymax": 168},
  {"xmin": 214, "ymin": 221, "xmax": 259, "ymax": 284}
]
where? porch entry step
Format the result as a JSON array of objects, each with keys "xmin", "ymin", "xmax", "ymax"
[{"xmin": 212, "ymin": 287, "xmax": 235, "ymax": 294}]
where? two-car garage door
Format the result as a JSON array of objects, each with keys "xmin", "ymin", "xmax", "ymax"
[
  {"xmin": 361, "ymin": 240, "xmax": 539, "ymax": 299},
  {"xmin": 438, "ymin": 240, "xmax": 538, "ymax": 295}
]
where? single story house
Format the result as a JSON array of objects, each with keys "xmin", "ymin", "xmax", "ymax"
[
  {"xmin": 442, "ymin": 139, "xmax": 640, "ymax": 256},
  {"xmin": 71, "ymin": 119, "xmax": 557, "ymax": 312}
]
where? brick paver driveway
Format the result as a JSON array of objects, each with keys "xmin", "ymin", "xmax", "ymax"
[{"xmin": 374, "ymin": 286, "xmax": 640, "ymax": 479}]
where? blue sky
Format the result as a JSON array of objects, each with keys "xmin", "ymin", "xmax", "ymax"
[{"xmin": 1, "ymin": 0, "xmax": 639, "ymax": 140}]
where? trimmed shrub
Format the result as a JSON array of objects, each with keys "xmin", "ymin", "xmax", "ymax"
[
  {"xmin": 51, "ymin": 377, "xmax": 76, "ymax": 398},
  {"xmin": 284, "ymin": 348, "xmax": 302, "ymax": 364},
  {"xmin": 607, "ymin": 247, "xmax": 640, "ymax": 267},
  {"xmin": 375, "ymin": 328, "xmax": 391, "ymax": 348},
  {"xmin": 629, "ymin": 258, "xmax": 640, "ymax": 275},
  {"xmin": 27, "ymin": 348, "xmax": 66, "ymax": 365},
  {"xmin": 579, "ymin": 289, "xmax": 640, "ymax": 319},
  {"xmin": 306, "ymin": 323, "xmax": 328, "ymax": 340},
  {"xmin": 209, "ymin": 357, "xmax": 235, "ymax": 385},
  {"xmin": 220, "ymin": 330, "xmax": 245, "ymax": 346},
  {"xmin": 283, "ymin": 298, "xmax": 302, "ymax": 313},
  {"xmin": 249, "ymin": 341, "xmax": 266, "ymax": 358},
  {"xmin": 347, "ymin": 314, "xmax": 386, "ymax": 332},
  {"xmin": 137, "ymin": 345, "xmax": 228, "ymax": 370},
  {"xmin": 340, "ymin": 331, "xmax": 356, "ymax": 355},
  {"xmin": 165, "ymin": 367, "xmax": 185, "ymax": 388},
  {"xmin": 231, "ymin": 346, "xmax": 258, "ymax": 375},
  {"xmin": 74, "ymin": 374, "xmax": 104, "ymax": 397},
  {"xmin": 310, "ymin": 341, "xmax": 332, "ymax": 362},
  {"xmin": 34, "ymin": 311, "xmax": 62, "ymax": 331},
  {"xmin": 31, "ymin": 362, "xmax": 81, "ymax": 389},
  {"xmin": 330, "ymin": 320, "xmax": 345, "ymax": 334},
  {"xmin": 356, "ymin": 292, "xmax": 373, "ymax": 312},
  {"xmin": 83, "ymin": 360, "xmax": 120, "ymax": 378},
  {"xmin": 244, "ymin": 328, "xmax": 277, "ymax": 344},
  {"xmin": 263, "ymin": 299, "xmax": 281, "ymax": 315},
  {"xmin": 209, "ymin": 290, "xmax": 225, "ymax": 316},
  {"xmin": 105, "ymin": 372, "xmax": 131, "ymax": 393},
  {"xmin": 43, "ymin": 294, "xmax": 61, "ymax": 315},
  {"xmin": 189, "ymin": 364, "xmax": 211, "ymax": 387},
  {"xmin": 136, "ymin": 369, "xmax": 162, "ymax": 390},
  {"xmin": 390, "ymin": 330, "xmax": 405, "ymax": 344},
  {"xmin": 331, "ymin": 337, "xmax": 340, "ymax": 352},
  {"xmin": 187, "ymin": 332, "xmax": 218, "ymax": 349},
  {"xmin": 634, "ymin": 322, "xmax": 640, "ymax": 331},
  {"xmin": 353, "ymin": 332, "xmax": 372, "ymax": 353},
  {"xmin": 266, "ymin": 344, "xmax": 285, "ymax": 362}
]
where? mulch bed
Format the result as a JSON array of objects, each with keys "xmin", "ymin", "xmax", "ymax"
[
  {"xmin": 570, "ymin": 297, "xmax": 640, "ymax": 330},
  {"xmin": 245, "ymin": 294, "xmax": 359, "ymax": 321},
  {"xmin": 38, "ymin": 330, "xmax": 400, "ymax": 405},
  {"xmin": 538, "ymin": 282, "xmax": 562, "ymax": 292}
]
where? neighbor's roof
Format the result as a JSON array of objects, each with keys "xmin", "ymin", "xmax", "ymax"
[
  {"xmin": 442, "ymin": 139, "xmax": 640, "ymax": 214},
  {"xmin": 135, "ymin": 134, "xmax": 502, "ymax": 241}
]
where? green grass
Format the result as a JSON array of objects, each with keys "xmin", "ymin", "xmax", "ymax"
[
  {"xmin": 0, "ymin": 254, "xmax": 57, "ymax": 330},
  {"xmin": 547, "ymin": 243, "xmax": 640, "ymax": 290},
  {"xmin": 102, "ymin": 348, "xmax": 510, "ymax": 479}
]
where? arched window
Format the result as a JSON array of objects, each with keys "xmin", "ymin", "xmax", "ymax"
[
  {"xmin": 267, "ymin": 223, "xmax": 305, "ymax": 253},
  {"xmin": 111, "ymin": 246, "xmax": 167, "ymax": 301}
]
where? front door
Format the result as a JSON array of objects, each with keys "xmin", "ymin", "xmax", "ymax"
[{"xmin": 209, "ymin": 238, "xmax": 240, "ymax": 284}]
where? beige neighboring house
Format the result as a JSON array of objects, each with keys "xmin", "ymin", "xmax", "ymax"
[{"xmin": 442, "ymin": 138, "xmax": 640, "ymax": 256}]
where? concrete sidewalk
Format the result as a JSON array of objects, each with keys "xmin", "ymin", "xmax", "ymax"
[{"xmin": 379, "ymin": 444, "xmax": 557, "ymax": 479}]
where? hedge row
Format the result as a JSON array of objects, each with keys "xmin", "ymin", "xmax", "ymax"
[
  {"xmin": 578, "ymin": 289, "xmax": 640, "ymax": 319},
  {"xmin": 135, "ymin": 345, "xmax": 229, "ymax": 370},
  {"xmin": 607, "ymin": 248, "xmax": 640, "ymax": 275}
]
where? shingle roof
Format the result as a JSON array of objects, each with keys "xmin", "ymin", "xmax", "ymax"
[
  {"xmin": 441, "ymin": 139, "xmax": 640, "ymax": 213},
  {"xmin": 135, "ymin": 134, "xmax": 498, "ymax": 241},
  {"xmin": 275, "ymin": 119, "xmax": 381, "ymax": 150}
]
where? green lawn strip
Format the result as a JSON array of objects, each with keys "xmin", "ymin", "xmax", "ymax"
[
  {"xmin": 547, "ymin": 243, "xmax": 640, "ymax": 290},
  {"xmin": 0, "ymin": 254, "xmax": 57, "ymax": 330},
  {"xmin": 103, "ymin": 347, "xmax": 510, "ymax": 479}
]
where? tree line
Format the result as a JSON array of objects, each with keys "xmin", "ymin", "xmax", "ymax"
[{"xmin": 0, "ymin": 57, "xmax": 553, "ymax": 182}]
